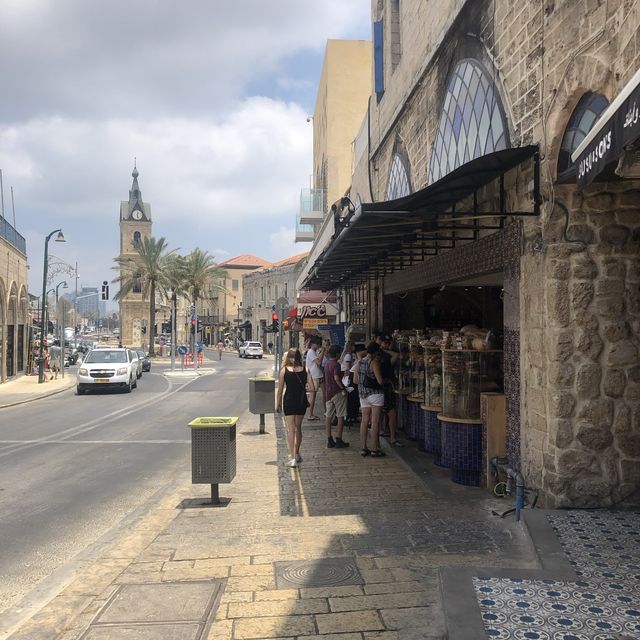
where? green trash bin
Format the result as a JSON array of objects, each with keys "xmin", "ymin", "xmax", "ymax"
[{"xmin": 188, "ymin": 417, "xmax": 238, "ymax": 504}]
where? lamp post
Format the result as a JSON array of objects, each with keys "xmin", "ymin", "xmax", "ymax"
[{"xmin": 39, "ymin": 229, "xmax": 65, "ymax": 383}]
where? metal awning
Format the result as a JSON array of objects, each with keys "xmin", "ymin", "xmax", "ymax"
[
  {"xmin": 303, "ymin": 145, "xmax": 540, "ymax": 290},
  {"xmin": 571, "ymin": 68, "xmax": 640, "ymax": 189}
]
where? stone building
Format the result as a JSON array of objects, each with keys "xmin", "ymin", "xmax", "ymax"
[
  {"xmin": 118, "ymin": 167, "xmax": 152, "ymax": 349},
  {"xmin": 301, "ymin": 0, "xmax": 640, "ymax": 507},
  {"xmin": 242, "ymin": 252, "xmax": 309, "ymax": 347},
  {"xmin": 296, "ymin": 39, "xmax": 371, "ymax": 243},
  {"xmin": 208, "ymin": 254, "xmax": 269, "ymax": 344},
  {"xmin": 0, "ymin": 217, "xmax": 29, "ymax": 382}
]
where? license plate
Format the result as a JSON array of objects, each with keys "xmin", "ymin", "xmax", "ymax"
[{"xmin": 94, "ymin": 378, "xmax": 109, "ymax": 383}]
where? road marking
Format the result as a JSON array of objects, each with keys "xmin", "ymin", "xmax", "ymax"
[
  {"xmin": 0, "ymin": 374, "xmax": 200, "ymax": 460},
  {"xmin": 0, "ymin": 439, "xmax": 190, "ymax": 444}
]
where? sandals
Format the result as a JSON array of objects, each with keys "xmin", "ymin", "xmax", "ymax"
[
  {"xmin": 370, "ymin": 450, "xmax": 386, "ymax": 457},
  {"xmin": 306, "ymin": 415, "xmax": 320, "ymax": 421},
  {"xmin": 360, "ymin": 448, "xmax": 370, "ymax": 457}
]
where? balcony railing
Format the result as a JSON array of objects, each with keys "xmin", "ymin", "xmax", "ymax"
[
  {"xmin": 0, "ymin": 217, "xmax": 26, "ymax": 255},
  {"xmin": 295, "ymin": 215, "xmax": 315, "ymax": 243},
  {"xmin": 299, "ymin": 188, "xmax": 326, "ymax": 225}
]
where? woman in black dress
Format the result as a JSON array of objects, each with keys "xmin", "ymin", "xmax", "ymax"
[{"xmin": 276, "ymin": 348, "xmax": 308, "ymax": 468}]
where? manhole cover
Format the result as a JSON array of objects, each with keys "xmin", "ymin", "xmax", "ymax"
[
  {"xmin": 275, "ymin": 558, "xmax": 363, "ymax": 589},
  {"xmin": 80, "ymin": 580, "xmax": 224, "ymax": 640}
]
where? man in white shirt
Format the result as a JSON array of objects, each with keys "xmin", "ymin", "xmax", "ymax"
[{"xmin": 305, "ymin": 337, "xmax": 324, "ymax": 420}]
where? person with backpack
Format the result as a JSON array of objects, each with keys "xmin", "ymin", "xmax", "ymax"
[{"xmin": 353, "ymin": 341, "xmax": 385, "ymax": 457}]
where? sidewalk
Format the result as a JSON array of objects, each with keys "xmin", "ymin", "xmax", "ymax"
[
  {"xmin": 4, "ymin": 407, "xmax": 530, "ymax": 640},
  {"xmin": 0, "ymin": 373, "xmax": 75, "ymax": 409},
  {"xmin": 4, "ymin": 408, "xmax": 639, "ymax": 639}
]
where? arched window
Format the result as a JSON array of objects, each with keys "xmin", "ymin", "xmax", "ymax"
[
  {"xmin": 133, "ymin": 231, "xmax": 141, "ymax": 246},
  {"xmin": 132, "ymin": 272, "xmax": 142, "ymax": 294},
  {"xmin": 557, "ymin": 92, "xmax": 609, "ymax": 179},
  {"xmin": 429, "ymin": 59, "xmax": 509, "ymax": 183},
  {"xmin": 386, "ymin": 153, "xmax": 411, "ymax": 200}
]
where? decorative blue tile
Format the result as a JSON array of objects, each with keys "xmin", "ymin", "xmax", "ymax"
[{"xmin": 474, "ymin": 511, "xmax": 640, "ymax": 639}]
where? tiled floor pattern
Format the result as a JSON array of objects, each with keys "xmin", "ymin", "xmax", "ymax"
[{"xmin": 474, "ymin": 511, "xmax": 640, "ymax": 639}]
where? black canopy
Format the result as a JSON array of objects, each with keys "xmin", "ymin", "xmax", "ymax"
[{"xmin": 304, "ymin": 145, "xmax": 539, "ymax": 290}]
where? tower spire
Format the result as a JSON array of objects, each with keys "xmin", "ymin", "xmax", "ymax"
[{"xmin": 128, "ymin": 162, "xmax": 144, "ymax": 217}]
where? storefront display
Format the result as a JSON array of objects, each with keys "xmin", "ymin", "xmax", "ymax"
[
  {"xmin": 409, "ymin": 338, "xmax": 425, "ymax": 401},
  {"xmin": 422, "ymin": 344, "xmax": 443, "ymax": 410},
  {"xmin": 441, "ymin": 350, "xmax": 503, "ymax": 420}
]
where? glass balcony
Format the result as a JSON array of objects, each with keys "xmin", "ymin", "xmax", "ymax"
[
  {"xmin": 0, "ymin": 217, "xmax": 26, "ymax": 255},
  {"xmin": 299, "ymin": 188, "xmax": 326, "ymax": 225},
  {"xmin": 295, "ymin": 216, "xmax": 315, "ymax": 243}
]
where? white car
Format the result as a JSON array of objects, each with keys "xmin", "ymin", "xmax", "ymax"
[
  {"xmin": 239, "ymin": 341, "xmax": 264, "ymax": 359},
  {"xmin": 76, "ymin": 348, "xmax": 138, "ymax": 394}
]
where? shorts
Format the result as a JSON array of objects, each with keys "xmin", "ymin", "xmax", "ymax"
[
  {"xmin": 326, "ymin": 391, "xmax": 347, "ymax": 418},
  {"xmin": 360, "ymin": 393, "xmax": 384, "ymax": 408},
  {"xmin": 310, "ymin": 376, "xmax": 324, "ymax": 390}
]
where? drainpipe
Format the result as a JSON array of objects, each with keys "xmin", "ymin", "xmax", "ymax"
[{"xmin": 505, "ymin": 467, "xmax": 525, "ymax": 522}]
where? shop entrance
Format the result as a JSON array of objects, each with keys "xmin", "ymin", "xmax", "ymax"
[{"xmin": 384, "ymin": 277, "xmax": 504, "ymax": 335}]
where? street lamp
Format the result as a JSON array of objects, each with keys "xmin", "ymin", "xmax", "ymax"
[{"xmin": 39, "ymin": 229, "xmax": 65, "ymax": 383}]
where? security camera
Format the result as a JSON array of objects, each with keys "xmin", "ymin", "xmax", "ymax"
[{"xmin": 306, "ymin": 116, "xmax": 313, "ymax": 123}]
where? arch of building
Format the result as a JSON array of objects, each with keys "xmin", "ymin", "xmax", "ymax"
[
  {"xmin": 517, "ymin": 52, "xmax": 640, "ymax": 507},
  {"xmin": 428, "ymin": 57, "xmax": 510, "ymax": 184},
  {"xmin": 386, "ymin": 140, "xmax": 413, "ymax": 200}
]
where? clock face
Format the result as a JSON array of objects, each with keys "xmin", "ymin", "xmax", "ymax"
[{"xmin": 132, "ymin": 209, "xmax": 143, "ymax": 220}]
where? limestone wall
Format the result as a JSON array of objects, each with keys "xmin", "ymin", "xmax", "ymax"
[
  {"xmin": 346, "ymin": 0, "xmax": 640, "ymax": 505},
  {"xmin": 0, "ymin": 236, "xmax": 29, "ymax": 381},
  {"xmin": 521, "ymin": 186, "xmax": 640, "ymax": 507}
]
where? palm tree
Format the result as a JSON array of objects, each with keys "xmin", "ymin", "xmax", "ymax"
[
  {"xmin": 113, "ymin": 236, "xmax": 175, "ymax": 355},
  {"xmin": 182, "ymin": 248, "xmax": 227, "ymax": 359}
]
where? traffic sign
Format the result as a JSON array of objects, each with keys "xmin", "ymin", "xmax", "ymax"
[
  {"xmin": 98, "ymin": 320, "xmax": 103, "ymax": 328},
  {"xmin": 271, "ymin": 305, "xmax": 276, "ymax": 312},
  {"xmin": 177, "ymin": 345, "xmax": 188, "ymax": 356}
]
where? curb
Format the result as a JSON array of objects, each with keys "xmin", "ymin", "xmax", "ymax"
[{"xmin": 0, "ymin": 378, "xmax": 76, "ymax": 410}]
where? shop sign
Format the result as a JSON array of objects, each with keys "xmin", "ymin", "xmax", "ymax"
[
  {"xmin": 302, "ymin": 318, "xmax": 323, "ymax": 329},
  {"xmin": 575, "ymin": 73, "xmax": 640, "ymax": 188},
  {"xmin": 298, "ymin": 304, "xmax": 327, "ymax": 319}
]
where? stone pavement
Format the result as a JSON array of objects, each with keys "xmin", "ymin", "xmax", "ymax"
[{"xmin": 5, "ymin": 405, "xmax": 543, "ymax": 640}]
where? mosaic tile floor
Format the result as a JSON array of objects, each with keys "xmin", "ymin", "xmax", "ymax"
[{"xmin": 473, "ymin": 511, "xmax": 640, "ymax": 639}]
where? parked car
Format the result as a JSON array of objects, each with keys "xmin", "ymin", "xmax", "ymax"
[
  {"xmin": 76, "ymin": 348, "xmax": 138, "ymax": 394},
  {"xmin": 238, "ymin": 341, "xmax": 264, "ymax": 359},
  {"xmin": 129, "ymin": 349, "xmax": 142, "ymax": 379},
  {"xmin": 136, "ymin": 350, "xmax": 151, "ymax": 372}
]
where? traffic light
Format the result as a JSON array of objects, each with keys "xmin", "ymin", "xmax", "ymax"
[
  {"xmin": 271, "ymin": 311, "xmax": 279, "ymax": 332},
  {"xmin": 283, "ymin": 319, "xmax": 289, "ymax": 330},
  {"xmin": 190, "ymin": 318, "xmax": 196, "ymax": 334},
  {"xmin": 101, "ymin": 280, "xmax": 109, "ymax": 300}
]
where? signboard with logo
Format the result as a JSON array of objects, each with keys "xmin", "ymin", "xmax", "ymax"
[
  {"xmin": 574, "ymin": 70, "xmax": 640, "ymax": 188},
  {"xmin": 302, "ymin": 318, "xmax": 324, "ymax": 329}
]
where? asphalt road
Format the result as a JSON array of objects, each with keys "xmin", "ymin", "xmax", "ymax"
[{"xmin": 0, "ymin": 351, "xmax": 269, "ymax": 618}]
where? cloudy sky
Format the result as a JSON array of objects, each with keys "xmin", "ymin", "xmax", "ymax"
[{"xmin": 0, "ymin": 0, "xmax": 371, "ymax": 306}]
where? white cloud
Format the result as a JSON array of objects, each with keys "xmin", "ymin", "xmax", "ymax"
[
  {"xmin": 268, "ymin": 226, "xmax": 299, "ymax": 261},
  {"xmin": 0, "ymin": 0, "xmax": 372, "ymax": 293}
]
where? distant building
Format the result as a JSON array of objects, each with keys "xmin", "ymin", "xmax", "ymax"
[
  {"xmin": 0, "ymin": 216, "xmax": 29, "ymax": 381},
  {"xmin": 295, "ymin": 39, "xmax": 372, "ymax": 243},
  {"xmin": 117, "ymin": 166, "xmax": 152, "ymax": 348},
  {"xmin": 205, "ymin": 254, "xmax": 269, "ymax": 345},
  {"xmin": 76, "ymin": 287, "xmax": 99, "ymax": 321},
  {"xmin": 243, "ymin": 252, "xmax": 309, "ymax": 347}
]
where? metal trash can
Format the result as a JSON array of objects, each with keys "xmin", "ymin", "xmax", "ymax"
[
  {"xmin": 188, "ymin": 417, "xmax": 238, "ymax": 504},
  {"xmin": 249, "ymin": 377, "xmax": 275, "ymax": 433}
]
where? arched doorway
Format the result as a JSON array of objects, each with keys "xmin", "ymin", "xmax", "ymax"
[
  {"xmin": 6, "ymin": 285, "xmax": 17, "ymax": 378},
  {"xmin": 0, "ymin": 284, "xmax": 5, "ymax": 381}
]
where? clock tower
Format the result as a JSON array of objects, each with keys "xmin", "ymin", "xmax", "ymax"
[{"xmin": 118, "ymin": 165, "xmax": 152, "ymax": 348}]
